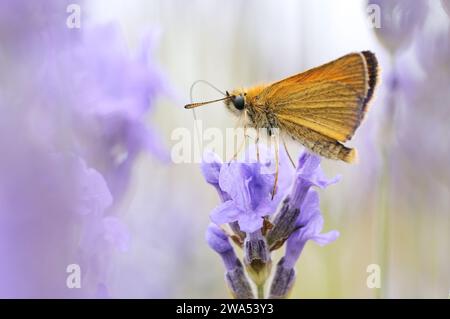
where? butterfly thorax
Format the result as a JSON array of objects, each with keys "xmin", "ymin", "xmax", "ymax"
[{"xmin": 226, "ymin": 84, "xmax": 278, "ymax": 134}]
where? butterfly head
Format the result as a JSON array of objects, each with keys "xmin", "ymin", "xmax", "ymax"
[{"xmin": 225, "ymin": 89, "xmax": 247, "ymax": 115}]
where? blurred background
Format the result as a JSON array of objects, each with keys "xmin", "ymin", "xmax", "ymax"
[{"xmin": 0, "ymin": 0, "xmax": 448, "ymax": 298}]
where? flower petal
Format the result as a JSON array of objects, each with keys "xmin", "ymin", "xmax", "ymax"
[
  {"xmin": 210, "ymin": 200, "xmax": 241, "ymax": 226},
  {"xmin": 201, "ymin": 151, "xmax": 223, "ymax": 186},
  {"xmin": 295, "ymin": 190, "xmax": 320, "ymax": 226},
  {"xmin": 297, "ymin": 152, "xmax": 340, "ymax": 189},
  {"xmin": 102, "ymin": 216, "xmax": 130, "ymax": 252},
  {"xmin": 219, "ymin": 163, "xmax": 253, "ymax": 211},
  {"xmin": 237, "ymin": 213, "xmax": 264, "ymax": 233},
  {"xmin": 311, "ymin": 230, "xmax": 340, "ymax": 246},
  {"xmin": 205, "ymin": 223, "xmax": 232, "ymax": 253}
]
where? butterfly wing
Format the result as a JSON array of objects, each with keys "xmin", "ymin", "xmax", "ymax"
[{"xmin": 258, "ymin": 51, "xmax": 378, "ymax": 143}]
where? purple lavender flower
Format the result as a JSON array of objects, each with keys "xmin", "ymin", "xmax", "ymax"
[
  {"xmin": 202, "ymin": 148, "xmax": 339, "ymax": 298},
  {"xmin": 268, "ymin": 155, "xmax": 339, "ymax": 298},
  {"xmin": 0, "ymin": 143, "xmax": 118, "ymax": 297},
  {"xmin": 206, "ymin": 224, "xmax": 254, "ymax": 299},
  {"xmin": 206, "ymin": 224, "xmax": 241, "ymax": 273},
  {"xmin": 284, "ymin": 190, "xmax": 339, "ymax": 270},
  {"xmin": 201, "ymin": 151, "xmax": 230, "ymax": 202},
  {"xmin": 0, "ymin": 0, "xmax": 81, "ymax": 56},
  {"xmin": 0, "ymin": 2, "xmax": 166, "ymax": 297},
  {"xmin": 267, "ymin": 153, "xmax": 340, "ymax": 250},
  {"xmin": 269, "ymin": 194, "xmax": 338, "ymax": 299},
  {"xmin": 210, "ymin": 162, "xmax": 278, "ymax": 233},
  {"xmin": 368, "ymin": 0, "xmax": 428, "ymax": 53},
  {"xmin": 206, "ymin": 146, "xmax": 291, "ymax": 233},
  {"xmin": 396, "ymin": 25, "xmax": 450, "ymax": 189},
  {"xmin": 60, "ymin": 23, "xmax": 169, "ymax": 201}
]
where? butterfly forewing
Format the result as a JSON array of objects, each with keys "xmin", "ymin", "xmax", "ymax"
[{"xmin": 257, "ymin": 51, "xmax": 378, "ymax": 143}]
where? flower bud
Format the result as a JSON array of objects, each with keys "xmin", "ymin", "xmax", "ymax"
[
  {"xmin": 243, "ymin": 230, "xmax": 271, "ymax": 287},
  {"xmin": 269, "ymin": 257, "xmax": 296, "ymax": 299},
  {"xmin": 206, "ymin": 224, "xmax": 254, "ymax": 299}
]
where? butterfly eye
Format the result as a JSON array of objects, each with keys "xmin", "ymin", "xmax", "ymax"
[{"xmin": 232, "ymin": 95, "xmax": 245, "ymax": 110}]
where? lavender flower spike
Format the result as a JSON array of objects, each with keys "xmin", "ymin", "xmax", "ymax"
[
  {"xmin": 201, "ymin": 151, "xmax": 245, "ymax": 239},
  {"xmin": 203, "ymin": 148, "xmax": 340, "ymax": 298},
  {"xmin": 269, "ymin": 191, "xmax": 339, "ymax": 299},
  {"xmin": 209, "ymin": 161, "xmax": 280, "ymax": 233},
  {"xmin": 201, "ymin": 151, "xmax": 229, "ymax": 202},
  {"xmin": 206, "ymin": 224, "xmax": 254, "ymax": 299},
  {"xmin": 269, "ymin": 258, "xmax": 296, "ymax": 299},
  {"xmin": 267, "ymin": 153, "xmax": 339, "ymax": 250}
]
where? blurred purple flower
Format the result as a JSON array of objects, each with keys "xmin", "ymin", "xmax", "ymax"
[
  {"xmin": 0, "ymin": 135, "xmax": 119, "ymax": 297},
  {"xmin": 66, "ymin": 24, "xmax": 170, "ymax": 200},
  {"xmin": 368, "ymin": 0, "xmax": 428, "ymax": 53},
  {"xmin": 0, "ymin": 1, "xmax": 167, "ymax": 298},
  {"xmin": 394, "ymin": 25, "xmax": 450, "ymax": 187},
  {"xmin": 102, "ymin": 217, "xmax": 131, "ymax": 252},
  {"xmin": 72, "ymin": 156, "xmax": 113, "ymax": 216},
  {"xmin": 442, "ymin": 0, "xmax": 450, "ymax": 18},
  {"xmin": 416, "ymin": 25, "xmax": 450, "ymax": 78},
  {"xmin": 0, "ymin": 0, "xmax": 81, "ymax": 56}
]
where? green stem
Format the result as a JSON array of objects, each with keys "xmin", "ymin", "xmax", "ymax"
[
  {"xmin": 376, "ymin": 55, "xmax": 397, "ymax": 298},
  {"xmin": 376, "ymin": 154, "xmax": 390, "ymax": 299},
  {"xmin": 257, "ymin": 284, "xmax": 265, "ymax": 299}
]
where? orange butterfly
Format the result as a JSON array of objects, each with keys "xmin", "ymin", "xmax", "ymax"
[{"xmin": 186, "ymin": 51, "xmax": 379, "ymax": 164}]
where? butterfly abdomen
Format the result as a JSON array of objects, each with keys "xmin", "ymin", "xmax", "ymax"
[{"xmin": 310, "ymin": 139, "xmax": 357, "ymax": 163}]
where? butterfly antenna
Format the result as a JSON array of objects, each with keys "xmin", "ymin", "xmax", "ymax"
[
  {"xmin": 190, "ymin": 79, "xmax": 227, "ymax": 98},
  {"xmin": 188, "ymin": 80, "xmax": 229, "ymax": 157},
  {"xmin": 186, "ymin": 80, "xmax": 232, "ymax": 109},
  {"xmin": 185, "ymin": 96, "xmax": 232, "ymax": 109}
]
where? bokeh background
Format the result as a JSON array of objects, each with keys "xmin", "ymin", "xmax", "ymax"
[{"xmin": 0, "ymin": 0, "xmax": 448, "ymax": 298}]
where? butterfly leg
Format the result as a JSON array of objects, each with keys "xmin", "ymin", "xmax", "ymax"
[
  {"xmin": 271, "ymin": 133, "xmax": 279, "ymax": 200},
  {"xmin": 231, "ymin": 112, "xmax": 248, "ymax": 161},
  {"xmin": 256, "ymin": 128, "xmax": 260, "ymax": 162},
  {"xmin": 281, "ymin": 134, "xmax": 296, "ymax": 168},
  {"xmin": 231, "ymin": 130, "xmax": 246, "ymax": 161}
]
